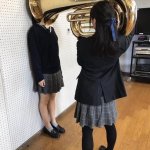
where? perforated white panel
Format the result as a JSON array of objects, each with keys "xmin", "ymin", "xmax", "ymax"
[
  {"xmin": 0, "ymin": 58, "xmax": 12, "ymax": 150},
  {"xmin": 0, "ymin": 1, "xmax": 80, "ymax": 149},
  {"xmin": 0, "ymin": 0, "xmax": 43, "ymax": 149}
]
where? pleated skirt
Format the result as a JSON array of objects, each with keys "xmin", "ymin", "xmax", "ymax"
[
  {"xmin": 34, "ymin": 70, "xmax": 64, "ymax": 94},
  {"xmin": 74, "ymin": 97, "xmax": 117, "ymax": 128}
]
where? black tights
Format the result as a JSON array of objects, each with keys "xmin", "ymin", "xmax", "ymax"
[{"xmin": 82, "ymin": 124, "xmax": 117, "ymax": 150}]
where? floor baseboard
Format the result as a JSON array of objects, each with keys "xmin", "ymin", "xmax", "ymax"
[{"xmin": 17, "ymin": 102, "xmax": 76, "ymax": 150}]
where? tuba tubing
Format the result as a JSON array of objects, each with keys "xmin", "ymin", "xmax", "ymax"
[
  {"xmin": 29, "ymin": 0, "xmax": 99, "ymax": 20},
  {"xmin": 28, "ymin": 0, "xmax": 137, "ymax": 37}
]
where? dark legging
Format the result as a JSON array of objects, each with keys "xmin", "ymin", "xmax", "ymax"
[{"xmin": 82, "ymin": 124, "xmax": 117, "ymax": 150}]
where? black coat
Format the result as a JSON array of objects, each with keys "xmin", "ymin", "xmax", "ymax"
[{"xmin": 75, "ymin": 32, "xmax": 134, "ymax": 105}]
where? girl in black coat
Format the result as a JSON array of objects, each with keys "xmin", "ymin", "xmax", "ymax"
[{"xmin": 74, "ymin": 1, "xmax": 134, "ymax": 150}]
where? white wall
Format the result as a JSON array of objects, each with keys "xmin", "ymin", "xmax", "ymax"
[
  {"xmin": 53, "ymin": 11, "xmax": 80, "ymax": 116},
  {"xmin": 120, "ymin": 0, "xmax": 150, "ymax": 72},
  {"xmin": 0, "ymin": 59, "xmax": 12, "ymax": 150},
  {"xmin": 0, "ymin": 1, "xmax": 80, "ymax": 150},
  {"xmin": 136, "ymin": 0, "xmax": 150, "ymax": 8},
  {"xmin": 0, "ymin": 1, "xmax": 43, "ymax": 149}
]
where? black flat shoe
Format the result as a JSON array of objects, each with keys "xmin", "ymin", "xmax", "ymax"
[
  {"xmin": 43, "ymin": 127, "xmax": 60, "ymax": 138},
  {"xmin": 51, "ymin": 123, "xmax": 65, "ymax": 133},
  {"xmin": 99, "ymin": 145, "xmax": 107, "ymax": 150}
]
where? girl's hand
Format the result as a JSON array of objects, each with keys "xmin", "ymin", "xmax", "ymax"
[{"xmin": 38, "ymin": 80, "xmax": 45, "ymax": 87}]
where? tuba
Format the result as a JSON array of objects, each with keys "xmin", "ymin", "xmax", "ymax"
[{"xmin": 28, "ymin": 0, "xmax": 137, "ymax": 37}]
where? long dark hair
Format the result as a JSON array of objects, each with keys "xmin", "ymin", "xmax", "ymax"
[{"xmin": 90, "ymin": 1, "xmax": 118, "ymax": 56}]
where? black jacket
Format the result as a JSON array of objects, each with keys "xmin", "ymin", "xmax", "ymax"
[
  {"xmin": 28, "ymin": 24, "xmax": 61, "ymax": 83},
  {"xmin": 75, "ymin": 32, "xmax": 134, "ymax": 105}
]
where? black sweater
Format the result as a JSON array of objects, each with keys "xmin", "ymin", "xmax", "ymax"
[{"xmin": 28, "ymin": 24, "xmax": 61, "ymax": 83}]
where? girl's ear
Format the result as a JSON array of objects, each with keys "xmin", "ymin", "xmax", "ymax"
[{"xmin": 92, "ymin": 18, "xmax": 96, "ymax": 29}]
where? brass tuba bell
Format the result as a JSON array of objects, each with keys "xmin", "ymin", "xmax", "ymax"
[{"xmin": 28, "ymin": 0, "xmax": 137, "ymax": 37}]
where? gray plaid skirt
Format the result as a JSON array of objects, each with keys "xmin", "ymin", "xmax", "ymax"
[
  {"xmin": 34, "ymin": 70, "xmax": 64, "ymax": 94},
  {"xmin": 74, "ymin": 97, "xmax": 117, "ymax": 128}
]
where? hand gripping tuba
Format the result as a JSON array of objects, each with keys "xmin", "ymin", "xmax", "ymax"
[{"xmin": 28, "ymin": 0, "xmax": 137, "ymax": 37}]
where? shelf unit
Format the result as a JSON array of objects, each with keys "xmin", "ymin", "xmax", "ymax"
[{"xmin": 130, "ymin": 40, "xmax": 150, "ymax": 80}]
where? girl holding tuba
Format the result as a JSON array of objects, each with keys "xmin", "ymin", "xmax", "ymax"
[{"xmin": 74, "ymin": 1, "xmax": 135, "ymax": 150}]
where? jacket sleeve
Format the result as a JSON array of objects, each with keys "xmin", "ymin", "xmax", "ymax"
[
  {"xmin": 27, "ymin": 27, "xmax": 44, "ymax": 83},
  {"xmin": 76, "ymin": 37, "xmax": 83, "ymax": 66},
  {"xmin": 118, "ymin": 29, "xmax": 135, "ymax": 56}
]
